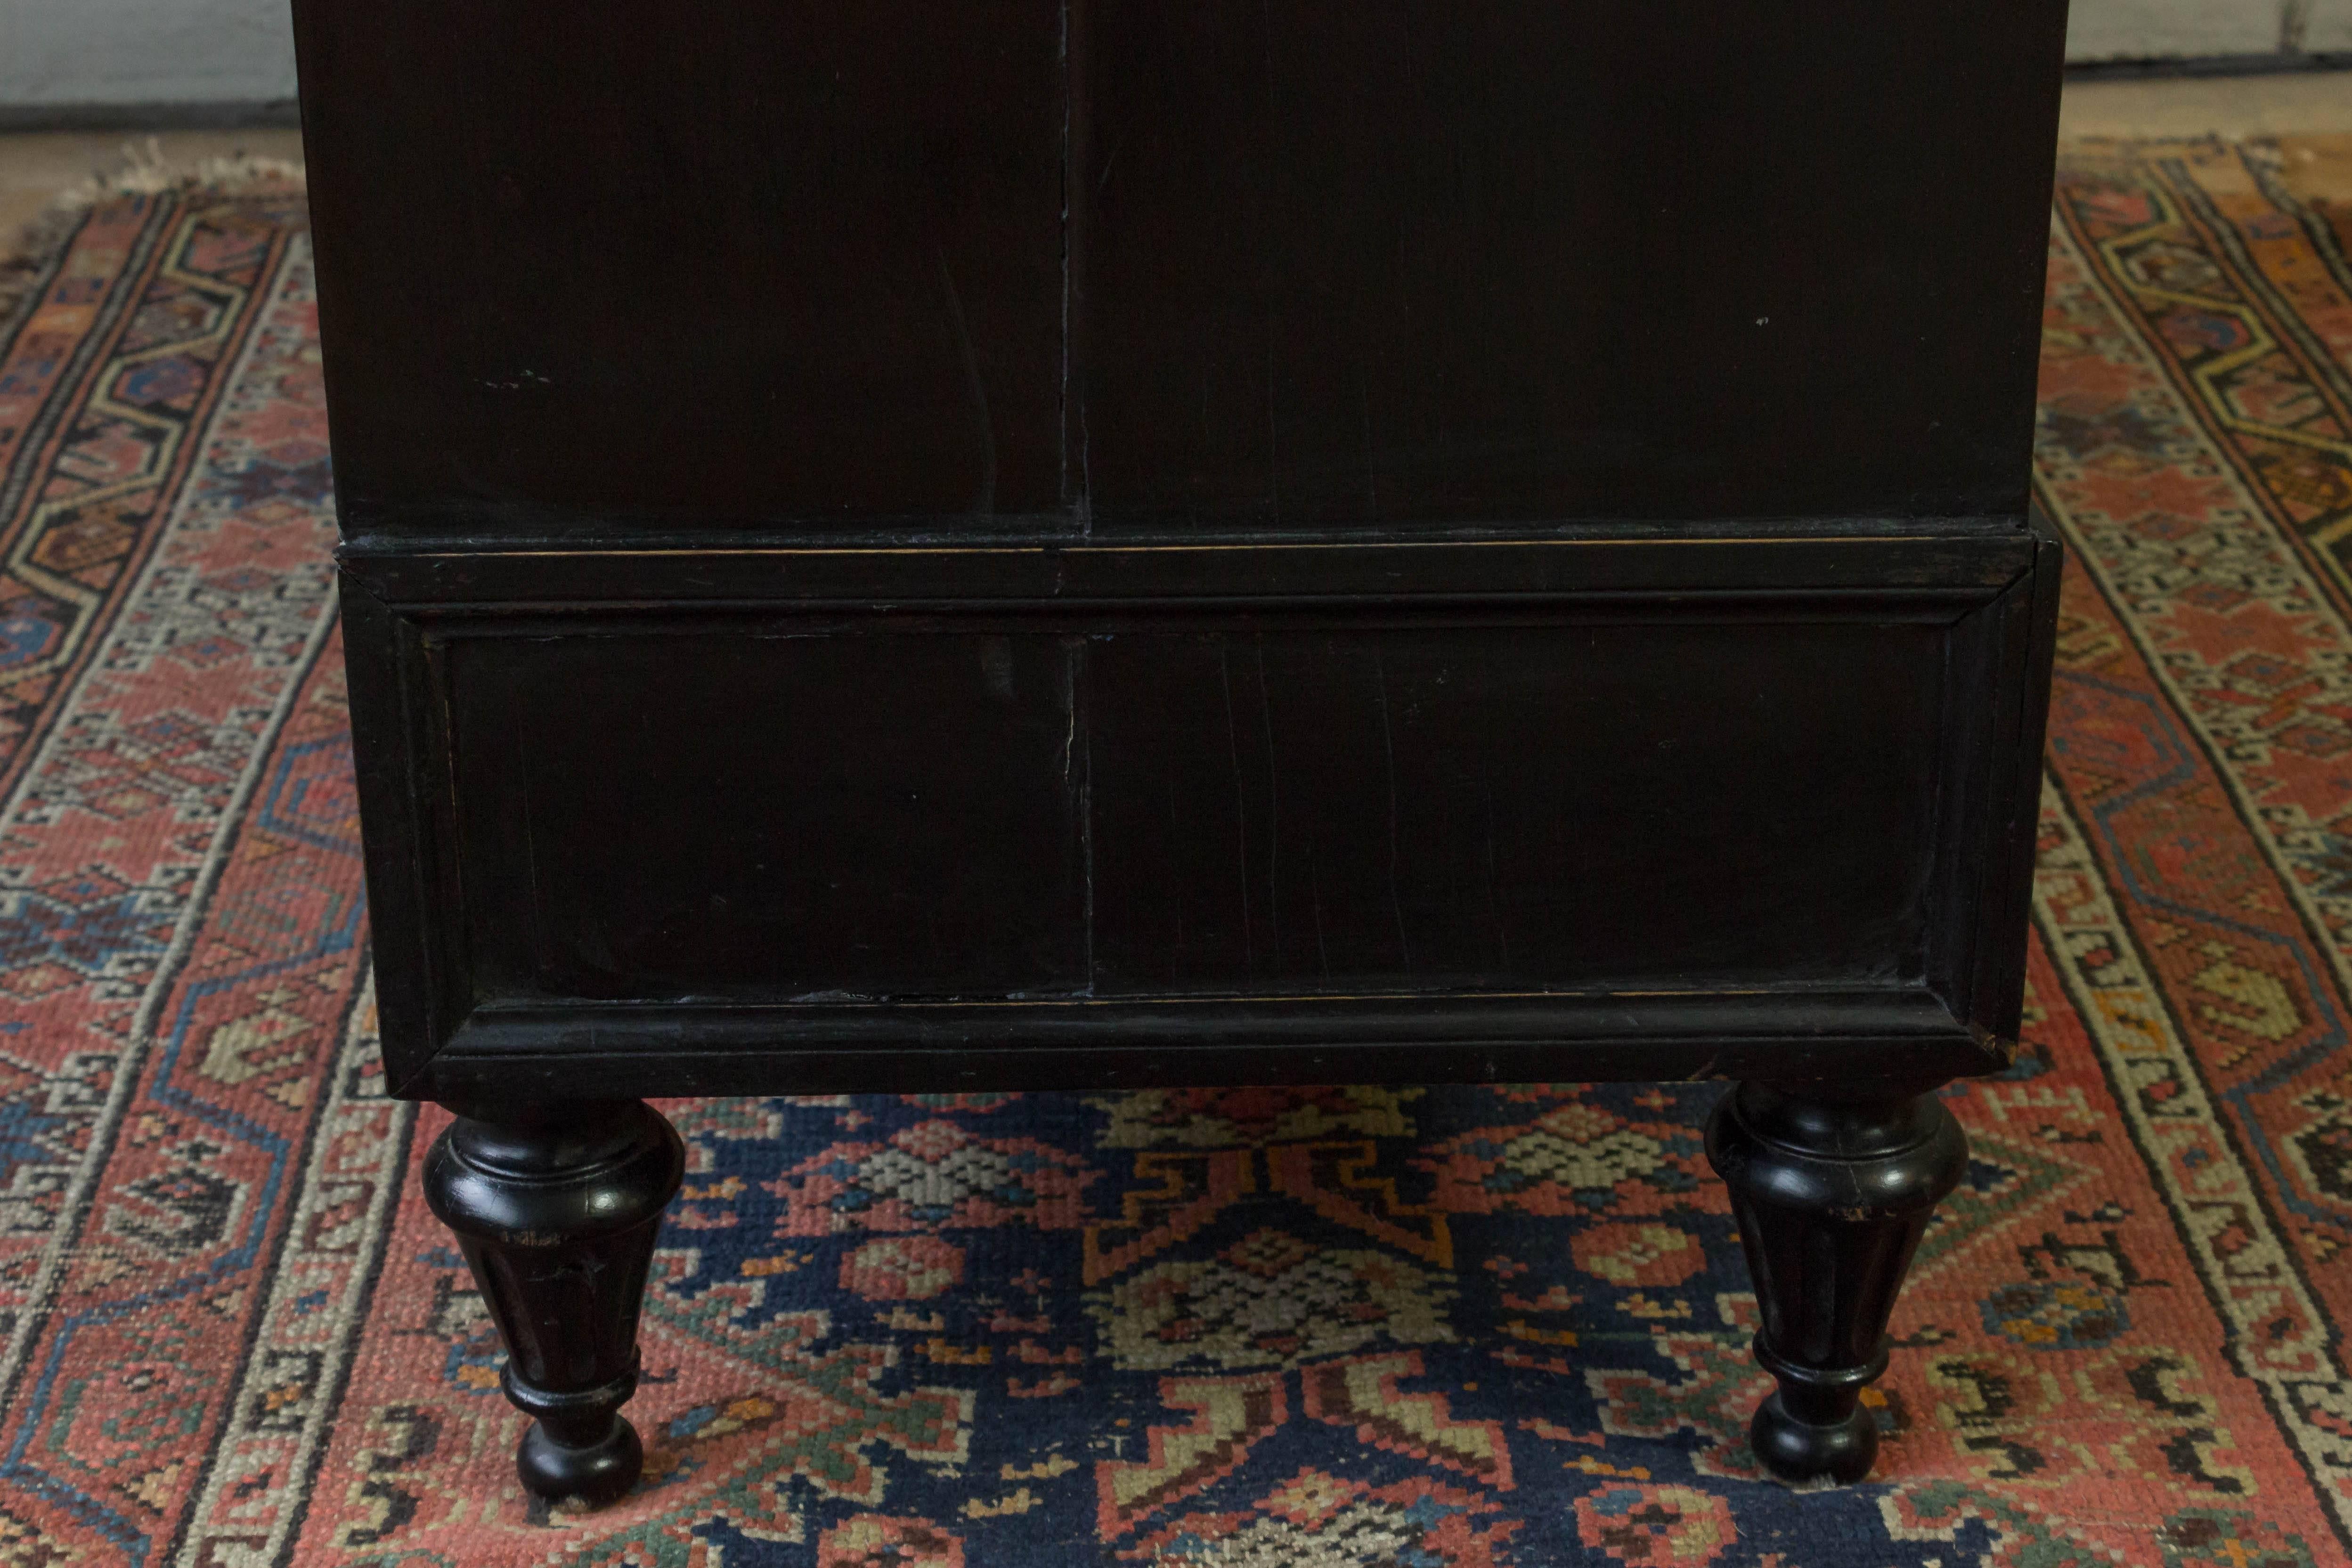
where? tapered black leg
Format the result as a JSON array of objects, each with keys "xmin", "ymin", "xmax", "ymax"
[
  {"xmin": 1704, "ymin": 1081, "xmax": 1966, "ymax": 1483},
  {"xmin": 423, "ymin": 1098, "xmax": 685, "ymax": 1506}
]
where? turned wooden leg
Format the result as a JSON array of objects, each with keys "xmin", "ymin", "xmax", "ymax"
[
  {"xmin": 1704, "ymin": 1081, "xmax": 1966, "ymax": 1483},
  {"xmin": 423, "ymin": 1098, "xmax": 684, "ymax": 1506}
]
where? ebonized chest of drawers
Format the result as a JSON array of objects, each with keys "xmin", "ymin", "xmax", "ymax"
[{"xmin": 293, "ymin": 0, "xmax": 2069, "ymax": 1505}]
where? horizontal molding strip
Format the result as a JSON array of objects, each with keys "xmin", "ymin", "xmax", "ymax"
[{"xmin": 342, "ymin": 529, "xmax": 2039, "ymax": 607}]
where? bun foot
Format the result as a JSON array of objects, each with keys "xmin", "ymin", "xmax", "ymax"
[
  {"xmin": 517, "ymin": 1411, "xmax": 645, "ymax": 1506},
  {"xmin": 506, "ymin": 1358, "xmax": 649, "ymax": 1505},
  {"xmin": 1750, "ymin": 1389, "xmax": 1878, "ymax": 1484}
]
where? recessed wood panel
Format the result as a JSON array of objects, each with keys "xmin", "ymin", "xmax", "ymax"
[
  {"xmin": 446, "ymin": 631, "xmax": 1089, "ymax": 1000},
  {"xmin": 1085, "ymin": 623, "xmax": 1943, "ymax": 992},
  {"xmin": 438, "ymin": 614, "xmax": 1946, "ymax": 1010}
]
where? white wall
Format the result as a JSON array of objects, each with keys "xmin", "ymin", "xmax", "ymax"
[
  {"xmin": 2069, "ymin": 0, "xmax": 2279, "ymax": 60},
  {"xmin": 2305, "ymin": 0, "xmax": 2352, "ymax": 52},
  {"xmin": 0, "ymin": 0, "xmax": 296, "ymax": 109},
  {"xmin": 2065, "ymin": 0, "xmax": 2352, "ymax": 60}
]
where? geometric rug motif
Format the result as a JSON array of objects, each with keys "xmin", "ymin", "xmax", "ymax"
[{"xmin": 1, "ymin": 142, "xmax": 2351, "ymax": 1563}]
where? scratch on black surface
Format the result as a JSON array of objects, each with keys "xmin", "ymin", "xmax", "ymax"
[
  {"xmin": 1058, "ymin": 0, "xmax": 1081, "ymax": 531},
  {"xmin": 1483, "ymin": 780, "xmax": 1509, "ymax": 970},
  {"xmin": 1372, "ymin": 652, "xmax": 1412, "ymax": 969},
  {"xmin": 1219, "ymin": 645, "xmax": 1253, "ymax": 969},
  {"xmin": 1309, "ymin": 851, "xmax": 1330, "ymax": 980},
  {"xmin": 1069, "ymin": 638, "xmax": 1095, "ymax": 991},
  {"xmin": 1078, "ymin": 397, "xmax": 1093, "ymax": 536},
  {"xmin": 1256, "ymin": 638, "xmax": 1280, "ymax": 964},
  {"xmin": 516, "ymin": 707, "xmax": 550, "ymax": 972},
  {"xmin": 1264, "ymin": 338, "xmax": 1280, "ymax": 524},
  {"xmin": 936, "ymin": 251, "xmax": 996, "ymax": 517},
  {"xmin": 1168, "ymin": 776, "xmax": 1187, "ymax": 965}
]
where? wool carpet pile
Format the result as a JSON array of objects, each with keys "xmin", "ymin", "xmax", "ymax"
[{"xmin": 0, "ymin": 139, "xmax": 2349, "ymax": 1566}]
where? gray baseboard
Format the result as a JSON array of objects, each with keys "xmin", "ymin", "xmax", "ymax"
[
  {"xmin": 0, "ymin": 100, "xmax": 301, "ymax": 133},
  {"xmin": 2065, "ymin": 52, "xmax": 2352, "ymax": 80}
]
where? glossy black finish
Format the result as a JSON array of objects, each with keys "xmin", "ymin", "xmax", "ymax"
[
  {"xmin": 297, "ymin": 0, "xmax": 2068, "ymax": 1496},
  {"xmin": 1071, "ymin": 1, "xmax": 2069, "ymax": 529},
  {"xmin": 422, "ymin": 1101, "xmax": 685, "ymax": 1504},
  {"xmin": 1706, "ymin": 1082, "xmax": 1969, "ymax": 1482},
  {"xmin": 293, "ymin": 0, "xmax": 1066, "ymax": 530},
  {"xmin": 293, "ymin": 0, "xmax": 2066, "ymax": 536}
]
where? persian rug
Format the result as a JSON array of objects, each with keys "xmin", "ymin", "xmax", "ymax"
[{"xmin": 0, "ymin": 136, "xmax": 2349, "ymax": 1567}]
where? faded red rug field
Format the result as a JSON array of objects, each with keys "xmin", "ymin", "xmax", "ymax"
[{"xmin": 0, "ymin": 139, "xmax": 2350, "ymax": 1566}]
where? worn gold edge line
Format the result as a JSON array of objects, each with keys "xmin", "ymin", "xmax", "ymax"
[
  {"xmin": 466, "ymin": 986, "xmax": 1938, "ymax": 1012},
  {"xmin": 380, "ymin": 535, "xmax": 2010, "ymax": 561}
]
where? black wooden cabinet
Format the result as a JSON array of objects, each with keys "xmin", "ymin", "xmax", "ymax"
[{"xmin": 296, "ymin": 0, "xmax": 2069, "ymax": 1504}]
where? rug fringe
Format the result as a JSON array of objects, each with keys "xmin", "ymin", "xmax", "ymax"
[
  {"xmin": 1, "ymin": 136, "xmax": 306, "ymax": 344},
  {"xmin": 45, "ymin": 134, "xmax": 307, "ymax": 211}
]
